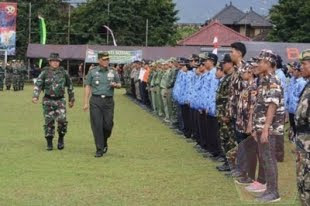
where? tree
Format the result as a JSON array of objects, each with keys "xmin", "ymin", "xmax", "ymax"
[
  {"xmin": 71, "ymin": 0, "xmax": 178, "ymax": 46},
  {"xmin": 16, "ymin": 0, "xmax": 69, "ymax": 59},
  {"xmin": 267, "ymin": 0, "xmax": 310, "ymax": 42}
]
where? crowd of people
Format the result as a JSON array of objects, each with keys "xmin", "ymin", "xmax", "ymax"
[
  {"xmin": 0, "ymin": 60, "xmax": 27, "ymax": 91},
  {"xmin": 122, "ymin": 42, "xmax": 310, "ymax": 205}
]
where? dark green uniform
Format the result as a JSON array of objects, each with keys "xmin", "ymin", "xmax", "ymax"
[
  {"xmin": 5, "ymin": 66, "xmax": 12, "ymax": 90},
  {"xmin": 85, "ymin": 66, "xmax": 121, "ymax": 154},
  {"xmin": 0, "ymin": 66, "xmax": 4, "ymax": 91},
  {"xmin": 12, "ymin": 65, "xmax": 20, "ymax": 91}
]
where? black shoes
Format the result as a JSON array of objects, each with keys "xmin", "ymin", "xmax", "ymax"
[
  {"xmin": 57, "ymin": 135, "xmax": 64, "ymax": 150},
  {"xmin": 95, "ymin": 146, "xmax": 108, "ymax": 158},
  {"xmin": 46, "ymin": 136, "xmax": 53, "ymax": 151},
  {"xmin": 216, "ymin": 162, "xmax": 231, "ymax": 172}
]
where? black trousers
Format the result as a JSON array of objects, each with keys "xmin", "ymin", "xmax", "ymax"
[
  {"xmin": 181, "ymin": 104, "xmax": 191, "ymax": 138},
  {"xmin": 131, "ymin": 78, "xmax": 136, "ymax": 98},
  {"xmin": 89, "ymin": 96, "xmax": 114, "ymax": 152},
  {"xmin": 141, "ymin": 81, "xmax": 150, "ymax": 106},
  {"xmin": 289, "ymin": 113, "xmax": 296, "ymax": 136},
  {"xmin": 206, "ymin": 115, "xmax": 221, "ymax": 155},
  {"xmin": 198, "ymin": 111, "xmax": 207, "ymax": 148}
]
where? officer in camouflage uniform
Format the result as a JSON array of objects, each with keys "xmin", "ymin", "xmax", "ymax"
[
  {"xmin": 253, "ymin": 50, "xmax": 283, "ymax": 203},
  {"xmin": 32, "ymin": 53, "xmax": 75, "ymax": 151},
  {"xmin": 0, "ymin": 62, "xmax": 4, "ymax": 91},
  {"xmin": 12, "ymin": 60, "xmax": 20, "ymax": 91},
  {"xmin": 216, "ymin": 54, "xmax": 237, "ymax": 172},
  {"xmin": 295, "ymin": 49, "xmax": 310, "ymax": 206},
  {"xmin": 5, "ymin": 62, "xmax": 13, "ymax": 90}
]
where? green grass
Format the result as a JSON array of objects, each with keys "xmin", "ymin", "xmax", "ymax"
[{"xmin": 0, "ymin": 85, "xmax": 300, "ymax": 206}]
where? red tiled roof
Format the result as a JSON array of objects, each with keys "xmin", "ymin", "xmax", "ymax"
[{"xmin": 178, "ymin": 21, "xmax": 251, "ymax": 47}]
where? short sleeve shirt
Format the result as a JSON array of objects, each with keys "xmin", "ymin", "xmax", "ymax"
[
  {"xmin": 253, "ymin": 74, "xmax": 285, "ymax": 135},
  {"xmin": 85, "ymin": 66, "xmax": 120, "ymax": 96}
]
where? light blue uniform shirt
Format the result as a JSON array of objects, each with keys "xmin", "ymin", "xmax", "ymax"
[
  {"xmin": 275, "ymin": 69, "xmax": 288, "ymax": 110},
  {"xmin": 207, "ymin": 67, "xmax": 220, "ymax": 117},
  {"xmin": 288, "ymin": 77, "xmax": 308, "ymax": 114}
]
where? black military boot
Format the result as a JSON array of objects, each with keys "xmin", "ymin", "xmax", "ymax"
[
  {"xmin": 46, "ymin": 136, "xmax": 53, "ymax": 151},
  {"xmin": 6, "ymin": 86, "xmax": 10, "ymax": 90},
  {"xmin": 57, "ymin": 134, "xmax": 64, "ymax": 150}
]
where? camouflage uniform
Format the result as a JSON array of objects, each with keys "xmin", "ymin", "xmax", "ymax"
[
  {"xmin": 12, "ymin": 64, "xmax": 20, "ymax": 91},
  {"xmin": 216, "ymin": 72, "xmax": 236, "ymax": 154},
  {"xmin": 253, "ymin": 73, "xmax": 284, "ymax": 195},
  {"xmin": 5, "ymin": 65, "xmax": 12, "ymax": 90},
  {"xmin": 295, "ymin": 81, "xmax": 310, "ymax": 206},
  {"xmin": 0, "ymin": 66, "xmax": 4, "ymax": 91},
  {"xmin": 224, "ymin": 62, "xmax": 246, "ymax": 167},
  {"xmin": 33, "ymin": 66, "xmax": 75, "ymax": 139},
  {"xmin": 19, "ymin": 63, "xmax": 27, "ymax": 90},
  {"xmin": 234, "ymin": 79, "xmax": 258, "ymax": 179}
]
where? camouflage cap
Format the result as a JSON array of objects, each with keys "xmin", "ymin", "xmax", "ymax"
[
  {"xmin": 48, "ymin": 53, "xmax": 62, "ymax": 62},
  {"xmin": 288, "ymin": 61, "xmax": 301, "ymax": 71},
  {"xmin": 255, "ymin": 49, "xmax": 277, "ymax": 65},
  {"xmin": 98, "ymin": 51, "xmax": 109, "ymax": 60},
  {"xmin": 241, "ymin": 63, "xmax": 254, "ymax": 73},
  {"xmin": 299, "ymin": 49, "xmax": 310, "ymax": 61}
]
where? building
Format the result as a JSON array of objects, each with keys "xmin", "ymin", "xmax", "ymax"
[
  {"xmin": 177, "ymin": 20, "xmax": 250, "ymax": 47},
  {"xmin": 207, "ymin": 2, "xmax": 273, "ymax": 39}
]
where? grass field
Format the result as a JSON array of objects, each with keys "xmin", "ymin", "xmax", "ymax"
[{"xmin": 0, "ymin": 85, "xmax": 301, "ymax": 206}]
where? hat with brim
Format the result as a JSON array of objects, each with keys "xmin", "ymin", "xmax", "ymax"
[
  {"xmin": 48, "ymin": 53, "xmax": 62, "ymax": 62},
  {"xmin": 98, "ymin": 52, "xmax": 110, "ymax": 60},
  {"xmin": 300, "ymin": 49, "xmax": 310, "ymax": 61}
]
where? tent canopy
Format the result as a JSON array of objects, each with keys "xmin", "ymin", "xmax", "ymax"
[
  {"xmin": 26, "ymin": 44, "xmax": 201, "ymax": 61},
  {"xmin": 26, "ymin": 42, "xmax": 310, "ymax": 63}
]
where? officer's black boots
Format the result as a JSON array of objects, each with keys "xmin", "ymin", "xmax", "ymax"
[
  {"xmin": 6, "ymin": 86, "xmax": 10, "ymax": 90},
  {"xmin": 57, "ymin": 134, "xmax": 64, "ymax": 150},
  {"xmin": 46, "ymin": 136, "xmax": 53, "ymax": 151}
]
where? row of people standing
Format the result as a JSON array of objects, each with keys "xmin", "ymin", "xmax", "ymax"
[
  {"xmin": 123, "ymin": 44, "xmax": 309, "ymax": 205},
  {"xmin": 0, "ymin": 60, "xmax": 27, "ymax": 91}
]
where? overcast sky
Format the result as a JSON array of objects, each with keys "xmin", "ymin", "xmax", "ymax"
[
  {"xmin": 66, "ymin": 0, "xmax": 279, "ymax": 24},
  {"xmin": 174, "ymin": 0, "xmax": 279, "ymax": 24}
]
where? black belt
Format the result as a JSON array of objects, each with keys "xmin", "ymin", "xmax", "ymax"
[
  {"xmin": 92, "ymin": 94, "xmax": 113, "ymax": 99},
  {"xmin": 44, "ymin": 95, "xmax": 64, "ymax": 100}
]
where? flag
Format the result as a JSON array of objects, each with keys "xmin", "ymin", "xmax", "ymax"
[
  {"xmin": 38, "ymin": 16, "xmax": 47, "ymax": 68},
  {"xmin": 212, "ymin": 36, "xmax": 218, "ymax": 55},
  {"xmin": 104, "ymin": 25, "xmax": 117, "ymax": 46}
]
